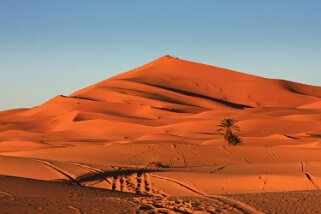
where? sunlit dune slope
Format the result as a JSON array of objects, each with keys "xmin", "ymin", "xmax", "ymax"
[
  {"xmin": 73, "ymin": 56, "xmax": 321, "ymax": 108},
  {"xmin": 0, "ymin": 56, "xmax": 320, "ymax": 146}
]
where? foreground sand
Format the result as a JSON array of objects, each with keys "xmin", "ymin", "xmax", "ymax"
[
  {"xmin": 0, "ymin": 175, "xmax": 260, "ymax": 214},
  {"xmin": 1, "ymin": 175, "xmax": 321, "ymax": 213},
  {"xmin": 230, "ymin": 190, "xmax": 321, "ymax": 214},
  {"xmin": 0, "ymin": 56, "xmax": 321, "ymax": 213}
]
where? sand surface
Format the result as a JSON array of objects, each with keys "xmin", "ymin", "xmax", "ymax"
[
  {"xmin": 0, "ymin": 56, "xmax": 321, "ymax": 213},
  {"xmin": 230, "ymin": 190, "xmax": 321, "ymax": 214}
]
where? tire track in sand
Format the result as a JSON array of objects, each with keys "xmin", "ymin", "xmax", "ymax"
[
  {"xmin": 35, "ymin": 160, "xmax": 81, "ymax": 185},
  {"xmin": 171, "ymin": 144, "xmax": 187, "ymax": 167},
  {"xmin": 0, "ymin": 190, "xmax": 14, "ymax": 201},
  {"xmin": 148, "ymin": 173, "xmax": 263, "ymax": 214},
  {"xmin": 301, "ymin": 161, "xmax": 320, "ymax": 190},
  {"xmin": 221, "ymin": 146, "xmax": 249, "ymax": 164},
  {"xmin": 70, "ymin": 162, "xmax": 111, "ymax": 185}
]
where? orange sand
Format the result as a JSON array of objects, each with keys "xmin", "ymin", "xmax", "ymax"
[{"xmin": 0, "ymin": 56, "xmax": 321, "ymax": 213}]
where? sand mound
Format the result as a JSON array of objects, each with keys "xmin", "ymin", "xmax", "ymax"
[
  {"xmin": 1, "ymin": 56, "xmax": 320, "ymax": 145},
  {"xmin": 0, "ymin": 56, "xmax": 321, "ymax": 213}
]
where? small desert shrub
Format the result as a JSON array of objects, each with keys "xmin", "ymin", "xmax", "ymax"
[
  {"xmin": 145, "ymin": 161, "xmax": 169, "ymax": 169},
  {"xmin": 227, "ymin": 133, "xmax": 242, "ymax": 145}
]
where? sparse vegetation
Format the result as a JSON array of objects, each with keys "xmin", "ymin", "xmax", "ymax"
[
  {"xmin": 145, "ymin": 160, "xmax": 169, "ymax": 169},
  {"xmin": 217, "ymin": 118, "xmax": 242, "ymax": 145},
  {"xmin": 226, "ymin": 133, "xmax": 242, "ymax": 145}
]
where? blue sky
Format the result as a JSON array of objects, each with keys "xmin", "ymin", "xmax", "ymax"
[{"xmin": 0, "ymin": 0, "xmax": 320, "ymax": 110}]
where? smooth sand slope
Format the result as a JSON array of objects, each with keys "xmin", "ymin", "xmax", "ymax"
[{"xmin": 0, "ymin": 56, "xmax": 321, "ymax": 213}]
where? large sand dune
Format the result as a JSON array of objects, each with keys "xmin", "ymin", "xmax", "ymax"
[{"xmin": 1, "ymin": 56, "xmax": 321, "ymax": 213}]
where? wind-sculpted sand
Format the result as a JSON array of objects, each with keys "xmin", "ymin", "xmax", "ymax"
[{"xmin": 0, "ymin": 56, "xmax": 321, "ymax": 213}]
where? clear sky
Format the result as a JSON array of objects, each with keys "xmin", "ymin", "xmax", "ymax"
[{"xmin": 0, "ymin": 0, "xmax": 320, "ymax": 110}]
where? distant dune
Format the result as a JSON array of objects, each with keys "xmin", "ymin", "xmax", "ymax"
[{"xmin": 1, "ymin": 56, "xmax": 321, "ymax": 213}]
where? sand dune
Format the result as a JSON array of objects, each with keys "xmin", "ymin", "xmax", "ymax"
[{"xmin": 0, "ymin": 56, "xmax": 321, "ymax": 213}]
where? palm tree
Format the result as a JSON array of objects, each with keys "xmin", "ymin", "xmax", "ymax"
[{"xmin": 217, "ymin": 118, "xmax": 240, "ymax": 145}]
